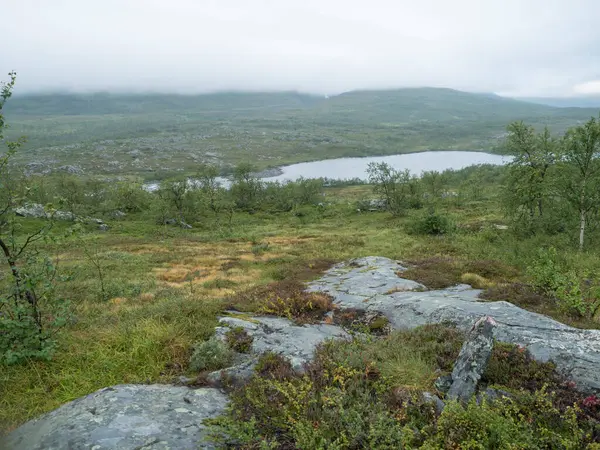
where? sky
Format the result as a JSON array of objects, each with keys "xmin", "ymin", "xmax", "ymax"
[{"xmin": 3, "ymin": 0, "xmax": 600, "ymax": 97}]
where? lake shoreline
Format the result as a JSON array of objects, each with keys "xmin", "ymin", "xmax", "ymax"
[{"xmin": 143, "ymin": 150, "xmax": 509, "ymax": 191}]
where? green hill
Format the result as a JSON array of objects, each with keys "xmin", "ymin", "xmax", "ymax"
[{"xmin": 5, "ymin": 88, "xmax": 598, "ymax": 177}]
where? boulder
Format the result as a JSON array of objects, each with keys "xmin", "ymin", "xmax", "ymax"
[
  {"xmin": 447, "ymin": 316, "xmax": 496, "ymax": 403},
  {"xmin": 308, "ymin": 256, "xmax": 600, "ymax": 393},
  {"xmin": 1, "ymin": 384, "xmax": 228, "ymax": 450},
  {"xmin": 15, "ymin": 203, "xmax": 47, "ymax": 219},
  {"xmin": 14, "ymin": 203, "xmax": 76, "ymax": 222}
]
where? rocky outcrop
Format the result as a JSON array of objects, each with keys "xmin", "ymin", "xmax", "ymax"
[
  {"xmin": 308, "ymin": 256, "xmax": 600, "ymax": 393},
  {"xmin": 1, "ymin": 385, "xmax": 228, "ymax": 450},
  {"xmin": 7, "ymin": 255, "xmax": 600, "ymax": 449},
  {"xmin": 447, "ymin": 316, "xmax": 496, "ymax": 402},
  {"xmin": 208, "ymin": 316, "xmax": 350, "ymax": 385},
  {"xmin": 14, "ymin": 203, "xmax": 108, "ymax": 229}
]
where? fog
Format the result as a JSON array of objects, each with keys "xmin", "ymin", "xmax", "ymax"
[{"xmin": 3, "ymin": 0, "xmax": 600, "ymax": 97}]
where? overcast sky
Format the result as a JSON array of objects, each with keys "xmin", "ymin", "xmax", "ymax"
[{"xmin": 3, "ymin": 0, "xmax": 600, "ymax": 97}]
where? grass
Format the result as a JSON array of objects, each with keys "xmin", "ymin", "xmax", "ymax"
[{"xmin": 2, "ymin": 179, "xmax": 600, "ymax": 436}]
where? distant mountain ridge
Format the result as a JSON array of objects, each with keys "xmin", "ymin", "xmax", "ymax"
[
  {"xmin": 514, "ymin": 97, "xmax": 600, "ymax": 108},
  {"xmin": 8, "ymin": 87, "xmax": 600, "ymax": 120},
  {"xmin": 5, "ymin": 87, "xmax": 600, "ymax": 177}
]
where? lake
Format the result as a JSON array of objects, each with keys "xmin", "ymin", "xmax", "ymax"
[
  {"xmin": 264, "ymin": 151, "xmax": 509, "ymax": 182},
  {"xmin": 145, "ymin": 151, "xmax": 509, "ymax": 191}
]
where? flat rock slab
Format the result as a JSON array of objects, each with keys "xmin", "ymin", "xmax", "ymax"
[
  {"xmin": 1, "ymin": 384, "xmax": 228, "ymax": 450},
  {"xmin": 209, "ymin": 316, "xmax": 350, "ymax": 383},
  {"xmin": 308, "ymin": 256, "xmax": 600, "ymax": 393}
]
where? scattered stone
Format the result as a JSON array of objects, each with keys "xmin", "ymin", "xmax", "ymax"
[
  {"xmin": 422, "ymin": 392, "xmax": 446, "ymax": 415},
  {"xmin": 15, "ymin": 203, "xmax": 47, "ymax": 219},
  {"xmin": 57, "ymin": 164, "xmax": 83, "ymax": 174},
  {"xmin": 112, "ymin": 210, "xmax": 127, "ymax": 219},
  {"xmin": 0, "ymin": 384, "xmax": 228, "ymax": 450},
  {"xmin": 14, "ymin": 203, "xmax": 77, "ymax": 222},
  {"xmin": 447, "ymin": 316, "xmax": 496, "ymax": 403},
  {"xmin": 53, "ymin": 210, "xmax": 76, "ymax": 221},
  {"xmin": 434, "ymin": 375, "xmax": 453, "ymax": 394},
  {"xmin": 98, "ymin": 224, "xmax": 110, "ymax": 232},
  {"xmin": 308, "ymin": 256, "xmax": 600, "ymax": 393},
  {"xmin": 477, "ymin": 387, "xmax": 513, "ymax": 404}
]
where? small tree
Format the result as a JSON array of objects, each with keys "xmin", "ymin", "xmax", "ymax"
[
  {"xmin": 421, "ymin": 170, "xmax": 447, "ymax": 200},
  {"xmin": 55, "ymin": 173, "xmax": 84, "ymax": 215},
  {"xmin": 158, "ymin": 177, "xmax": 190, "ymax": 220},
  {"xmin": 504, "ymin": 122, "xmax": 557, "ymax": 231},
  {"xmin": 0, "ymin": 73, "xmax": 68, "ymax": 364},
  {"xmin": 230, "ymin": 163, "xmax": 262, "ymax": 211},
  {"xmin": 197, "ymin": 163, "xmax": 223, "ymax": 214},
  {"xmin": 367, "ymin": 162, "xmax": 416, "ymax": 215},
  {"xmin": 559, "ymin": 116, "xmax": 600, "ymax": 250}
]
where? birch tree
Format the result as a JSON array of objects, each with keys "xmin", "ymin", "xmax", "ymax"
[
  {"xmin": 560, "ymin": 116, "xmax": 600, "ymax": 250},
  {"xmin": 504, "ymin": 122, "xmax": 556, "ymax": 230}
]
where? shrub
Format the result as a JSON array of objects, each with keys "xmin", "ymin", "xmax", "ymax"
[
  {"xmin": 425, "ymin": 397, "xmax": 536, "ymax": 449},
  {"xmin": 210, "ymin": 345, "xmax": 409, "ymax": 449},
  {"xmin": 409, "ymin": 211, "xmax": 455, "ymax": 235},
  {"xmin": 208, "ymin": 326, "xmax": 597, "ymax": 448},
  {"xmin": 528, "ymin": 247, "xmax": 589, "ymax": 317},
  {"xmin": 225, "ymin": 327, "xmax": 254, "ymax": 353},
  {"xmin": 227, "ymin": 280, "xmax": 333, "ymax": 323},
  {"xmin": 483, "ymin": 342, "xmax": 559, "ymax": 392},
  {"xmin": 189, "ymin": 336, "xmax": 234, "ymax": 372}
]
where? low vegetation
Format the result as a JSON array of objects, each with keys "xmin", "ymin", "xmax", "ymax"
[{"xmin": 209, "ymin": 327, "xmax": 600, "ymax": 448}]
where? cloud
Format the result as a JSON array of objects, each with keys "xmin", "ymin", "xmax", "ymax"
[
  {"xmin": 2, "ymin": 0, "xmax": 600, "ymax": 96},
  {"xmin": 573, "ymin": 81, "xmax": 600, "ymax": 95}
]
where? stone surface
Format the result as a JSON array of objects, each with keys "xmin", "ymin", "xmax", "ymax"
[
  {"xmin": 422, "ymin": 392, "xmax": 446, "ymax": 415},
  {"xmin": 208, "ymin": 316, "xmax": 350, "ymax": 384},
  {"xmin": 1, "ymin": 384, "xmax": 228, "ymax": 450},
  {"xmin": 447, "ymin": 316, "xmax": 496, "ymax": 402},
  {"xmin": 15, "ymin": 203, "xmax": 48, "ymax": 219},
  {"xmin": 308, "ymin": 256, "xmax": 600, "ymax": 393}
]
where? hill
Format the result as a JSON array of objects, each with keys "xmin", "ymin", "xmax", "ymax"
[
  {"xmin": 515, "ymin": 96, "xmax": 600, "ymax": 108},
  {"xmin": 5, "ymin": 88, "xmax": 598, "ymax": 178}
]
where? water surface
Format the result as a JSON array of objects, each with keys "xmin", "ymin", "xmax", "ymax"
[
  {"xmin": 144, "ymin": 151, "xmax": 509, "ymax": 190},
  {"xmin": 265, "ymin": 151, "xmax": 508, "ymax": 183}
]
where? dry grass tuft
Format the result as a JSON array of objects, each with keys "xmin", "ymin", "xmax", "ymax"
[{"xmin": 226, "ymin": 280, "xmax": 334, "ymax": 323}]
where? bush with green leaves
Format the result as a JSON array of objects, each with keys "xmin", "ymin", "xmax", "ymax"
[
  {"xmin": 527, "ymin": 247, "xmax": 593, "ymax": 317},
  {"xmin": 424, "ymin": 392, "xmax": 585, "ymax": 449},
  {"xmin": 208, "ymin": 327, "xmax": 598, "ymax": 449},
  {"xmin": 367, "ymin": 162, "xmax": 421, "ymax": 215},
  {"xmin": 0, "ymin": 254, "xmax": 71, "ymax": 365},
  {"xmin": 189, "ymin": 336, "xmax": 234, "ymax": 372},
  {"xmin": 0, "ymin": 73, "xmax": 71, "ymax": 365},
  {"xmin": 409, "ymin": 210, "xmax": 455, "ymax": 235}
]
